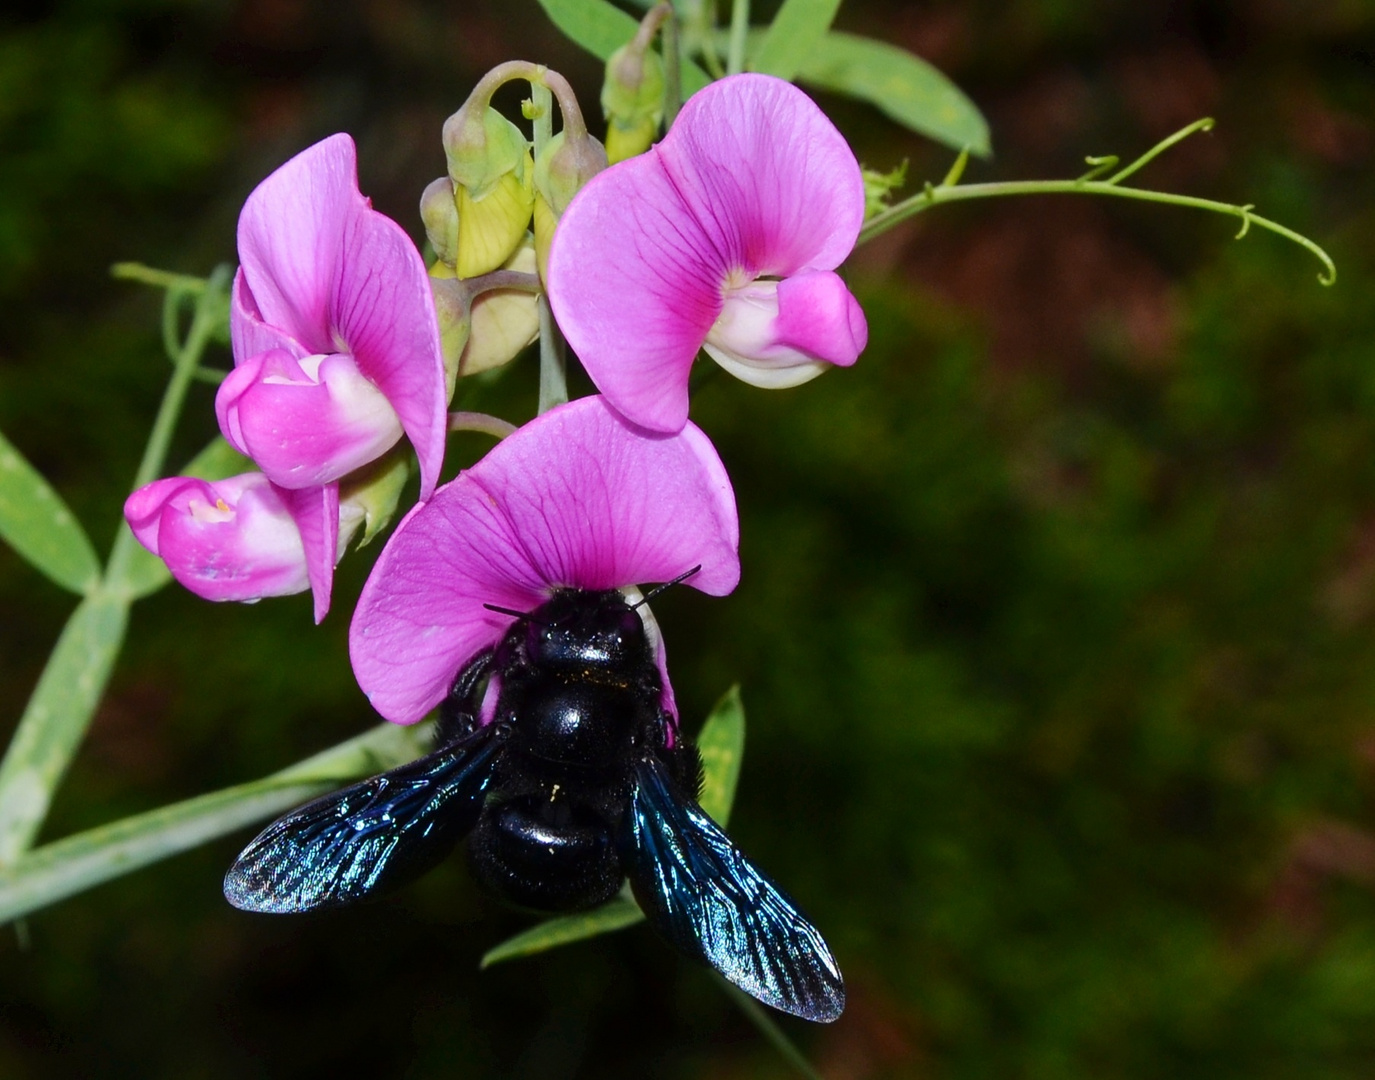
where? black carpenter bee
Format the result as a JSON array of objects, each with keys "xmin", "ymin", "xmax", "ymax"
[{"xmin": 224, "ymin": 586, "xmax": 845, "ymax": 1022}]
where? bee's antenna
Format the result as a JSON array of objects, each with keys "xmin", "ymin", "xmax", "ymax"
[
  {"xmin": 483, "ymin": 603, "xmax": 546, "ymax": 624},
  {"xmin": 632, "ymin": 565, "xmax": 702, "ymax": 609}
]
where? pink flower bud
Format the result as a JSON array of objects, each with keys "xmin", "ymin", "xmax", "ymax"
[{"xmin": 124, "ymin": 474, "xmax": 311, "ymax": 604}]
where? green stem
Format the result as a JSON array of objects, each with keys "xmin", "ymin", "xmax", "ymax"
[
  {"xmin": 716, "ymin": 977, "xmax": 826, "ymax": 1080},
  {"xmin": 860, "ymin": 179, "xmax": 1336, "ymax": 285},
  {"xmin": 859, "ymin": 118, "xmax": 1335, "ymax": 286},
  {"xmin": 0, "ymin": 266, "xmax": 231, "ymax": 864},
  {"xmin": 1105, "ymin": 116, "xmax": 1214, "ymax": 186},
  {"xmin": 111, "ymin": 262, "xmax": 208, "ymax": 294},
  {"xmin": 449, "ymin": 411, "xmax": 518, "ymax": 440},
  {"xmin": 530, "ymin": 80, "xmax": 570, "ymax": 415},
  {"xmin": 727, "ymin": 0, "xmax": 750, "ymax": 74},
  {"xmin": 663, "ymin": 10, "xmax": 683, "ymax": 127},
  {"xmin": 537, "ymin": 296, "xmax": 568, "ymax": 414},
  {"xmin": 0, "ymin": 722, "xmax": 431, "ymax": 923},
  {"xmin": 107, "ymin": 265, "xmax": 233, "ymax": 587},
  {"xmin": 697, "ymin": 6, "xmax": 726, "ymax": 80}
]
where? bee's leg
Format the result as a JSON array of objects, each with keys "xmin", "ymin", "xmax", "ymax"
[
  {"xmin": 436, "ymin": 647, "xmax": 495, "ymax": 746},
  {"xmin": 656, "ymin": 709, "xmax": 705, "ymax": 802}
]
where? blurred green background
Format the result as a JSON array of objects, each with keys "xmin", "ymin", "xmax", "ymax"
[{"xmin": 2, "ymin": 0, "xmax": 1374, "ymax": 1076}]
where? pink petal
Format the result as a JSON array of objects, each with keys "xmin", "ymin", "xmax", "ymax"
[
  {"xmin": 216, "ymin": 350, "xmax": 404, "ymax": 490},
  {"xmin": 350, "ymin": 396, "xmax": 739, "ymax": 724},
  {"xmin": 124, "ymin": 473, "xmax": 311, "ymax": 602},
  {"xmin": 548, "ymin": 74, "xmax": 864, "ymax": 433},
  {"xmin": 547, "ymin": 146, "xmax": 722, "ymax": 434},
  {"xmin": 124, "ymin": 476, "xmax": 201, "ymax": 554},
  {"xmin": 330, "ymin": 206, "xmax": 448, "ymax": 499},
  {"xmin": 229, "ymin": 270, "xmax": 307, "ymax": 369},
  {"xmin": 236, "ymin": 134, "xmax": 364, "ymax": 355},
  {"xmin": 774, "ymin": 270, "xmax": 868, "ymax": 365},
  {"xmin": 282, "ymin": 482, "xmax": 341, "ymax": 623},
  {"xmin": 662, "ymin": 74, "xmax": 865, "ymax": 277},
  {"xmin": 705, "ymin": 271, "xmax": 867, "ymax": 381}
]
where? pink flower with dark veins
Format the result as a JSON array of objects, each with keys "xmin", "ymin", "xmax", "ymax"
[
  {"xmin": 350, "ymin": 396, "xmax": 739, "ymax": 726},
  {"xmin": 215, "ymin": 133, "xmax": 447, "ymax": 619},
  {"xmin": 548, "ymin": 73, "xmax": 868, "ymax": 433},
  {"xmin": 124, "ymin": 473, "xmax": 347, "ymax": 605}
]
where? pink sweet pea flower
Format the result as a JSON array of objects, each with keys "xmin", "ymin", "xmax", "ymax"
[
  {"xmin": 350, "ymin": 395, "xmax": 739, "ymax": 726},
  {"xmin": 125, "ymin": 473, "xmax": 320, "ymax": 604},
  {"xmin": 547, "ymin": 73, "xmax": 868, "ymax": 433},
  {"xmin": 221, "ymin": 133, "xmax": 447, "ymax": 617}
]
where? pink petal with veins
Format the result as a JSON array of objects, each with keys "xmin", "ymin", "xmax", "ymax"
[
  {"xmin": 282, "ymin": 482, "xmax": 341, "ymax": 624},
  {"xmin": 331, "ymin": 205, "xmax": 447, "ymax": 498},
  {"xmin": 350, "ymin": 396, "xmax": 739, "ymax": 725},
  {"xmin": 230, "ymin": 134, "xmax": 447, "ymax": 498},
  {"xmin": 216, "ymin": 350, "xmax": 403, "ymax": 490},
  {"xmin": 236, "ymin": 134, "xmax": 362, "ymax": 355},
  {"xmin": 548, "ymin": 74, "xmax": 865, "ymax": 433},
  {"xmin": 124, "ymin": 474, "xmax": 310, "ymax": 603}
]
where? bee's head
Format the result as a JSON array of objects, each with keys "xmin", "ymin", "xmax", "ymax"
[{"xmin": 521, "ymin": 589, "xmax": 649, "ymax": 673}]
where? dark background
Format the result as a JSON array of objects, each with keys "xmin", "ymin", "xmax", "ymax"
[{"xmin": 2, "ymin": 0, "xmax": 1374, "ymax": 1076}]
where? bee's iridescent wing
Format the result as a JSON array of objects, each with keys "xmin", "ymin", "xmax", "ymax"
[
  {"xmin": 224, "ymin": 722, "xmax": 507, "ymax": 913},
  {"xmin": 622, "ymin": 754, "xmax": 845, "ymax": 1022}
]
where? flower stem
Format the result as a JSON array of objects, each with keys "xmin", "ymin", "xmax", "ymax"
[
  {"xmin": 0, "ymin": 265, "xmax": 231, "ymax": 865},
  {"xmin": 727, "ymin": 0, "xmax": 750, "ymax": 75},
  {"xmin": 662, "ymin": 9, "xmax": 683, "ymax": 128},
  {"xmin": 859, "ymin": 118, "xmax": 1335, "ymax": 286},
  {"xmin": 110, "ymin": 262, "xmax": 208, "ymax": 294},
  {"xmin": 531, "ymin": 80, "xmax": 569, "ymax": 415},
  {"xmin": 0, "ymin": 721, "xmax": 431, "ymax": 922},
  {"xmin": 449, "ymin": 411, "xmax": 518, "ymax": 440},
  {"xmin": 107, "ymin": 264, "xmax": 234, "ymax": 586}
]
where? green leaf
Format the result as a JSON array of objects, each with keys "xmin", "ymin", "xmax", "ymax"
[
  {"xmin": 480, "ymin": 684, "xmax": 745, "ymax": 967},
  {"xmin": 0, "ymin": 721, "xmax": 431, "ymax": 922},
  {"xmin": 120, "ymin": 436, "xmax": 253, "ymax": 601},
  {"xmin": 0, "ymin": 591, "xmax": 130, "ymax": 863},
  {"xmin": 480, "ymin": 894, "xmax": 645, "ymax": 968},
  {"xmin": 696, "ymin": 684, "xmax": 745, "ymax": 827},
  {"xmin": 534, "ymin": 0, "xmax": 710, "ymax": 96},
  {"xmin": 0, "ymin": 427, "xmax": 101, "ymax": 595},
  {"xmin": 182, "ymin": 435, "xmax": 253, "ymax": 482},
  {"xmin": 795, "ymin": 31, "xmax": 991, "ymax": 157},
  {"xmin": 750, "ymin": 0, "xmax": 842, "ymax": 83}
]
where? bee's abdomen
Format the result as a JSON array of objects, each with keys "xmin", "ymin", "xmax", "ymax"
[{"xmin": 468, "ymin": 794, "xmax": 622, "ymax": 911}]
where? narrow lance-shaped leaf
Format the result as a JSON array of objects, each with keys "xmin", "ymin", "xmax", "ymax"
[
  {"xmin": 0, "ymin": 427, "xmax": 101, "ymax": 596},
  {"xmin": 480, "ymin": 686, "xmax": 747, "ymax": 966},
  {"xmin": 480, "ymin": 892, "xmax": 645, "ymax": 968},
  {"xmin": 750, "ymin": 0, "xmax": 842, "ymax": 83},
  {"xmin": 0, "ymin": 721, "xmax": 432, "ymax": 923},
  {"xmin": 796, "ymin": 31, "xmax": 991, "ymax": 157},
  {"xmin": 695, "ymin": 683, "xmax": 744, "ymax": 826},
  {"xmin": 120, "ymin": 436, "xmax": 253, "ymax": 601},
  {"xmin": 0, "ymin": 591, "xmax": 129, "ymax": 864},
  {"xmin": 534, "ymin": 0, "xmax": 710, "ymax": 95}
]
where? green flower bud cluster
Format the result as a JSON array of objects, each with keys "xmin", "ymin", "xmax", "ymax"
[{"xmin": 420, "ymin": 62, "xmax": 605, "ymax": 390}]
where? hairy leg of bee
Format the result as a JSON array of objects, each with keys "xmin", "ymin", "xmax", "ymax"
[{"xmin": 436, "ymin": 647, "xmax": 495, "ymax": 746}]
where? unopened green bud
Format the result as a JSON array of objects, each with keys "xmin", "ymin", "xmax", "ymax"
[
  {"xmin": 442, "ymin": 103, "xmax": 536, "ymax": 277},
  {"xmin": 340, "ymin": 449, "xmax": 411, "ymax": 548},
  {"xmin": 533, "ymin": 130, "xmax": 607, "ymax": 280},
  {"xmin": 463, "ymin": 241, "xmax": 540, "ymax": 377},
  {"xmin": 429, "ymin": 261, "xmax": 474, "ymax": 401},
  {"xmin": 455, "ymin": 159, "xmax": 535, "ymax": 279},
  {"xmin": 443, "ymin": 104, "xmax": 528, "ymax": 194},
  {"xmin": 420, "ymin": 177, "xmax": 460, "ymax": 267},
  {"xmin": 602, "ymin": 40, "xmax": 665, "ymax": 164}
]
